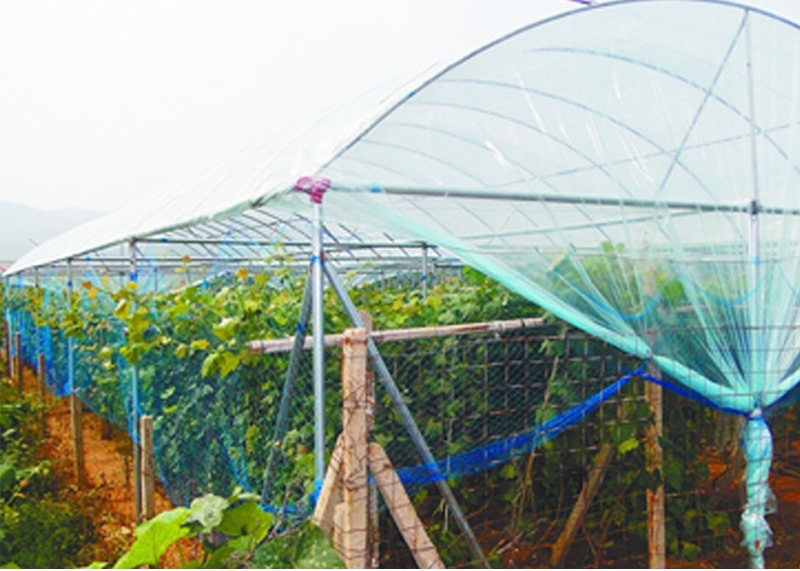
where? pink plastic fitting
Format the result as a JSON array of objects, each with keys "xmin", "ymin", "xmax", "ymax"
[{"xmin": 293, "ymin": 176, "xmax": 331, "ymax": 204}]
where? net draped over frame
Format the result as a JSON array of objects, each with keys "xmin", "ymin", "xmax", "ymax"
[{"xmin": 274, "ymin": 1, "xmax": 800, "ymax": 566}]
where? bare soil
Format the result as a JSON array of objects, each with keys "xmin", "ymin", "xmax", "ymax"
[{"xmin": 17, "ymin": 361, "xmax": 201, "ymax": 567}]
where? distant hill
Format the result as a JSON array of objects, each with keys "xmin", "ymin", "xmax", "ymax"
[{"xmin": 0, "ymin": 199, "xmax": 102, "ymax": 265}]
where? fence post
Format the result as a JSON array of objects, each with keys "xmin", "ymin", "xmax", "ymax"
[
  {"xmin": 70, "ymin": 392, "xmax": 85, "ymax": 487},
  {"xmin": 359, "ymin": 310, "xmax": 380, "ymax": 569},
  {"xmin": 15, "ymin": 332, "xmax": 22, "ymax": 392},
  {"xmin": 140, "ymin": 415, "xmax": 155, "ymax": 521},
  {"xmin": 341, "ymin": 327, "xmax": 369, "ymax": 568},
  {"xmin": 38, "ymin": 354, "xmax": 47, "ymax": 436},
  {"xmin": 4, "ymin": 319, "xmax": 10, "ymax": 379},
  {"xmin": 645, "ymin": 367, "xmax": 666, "ymax": 568}
]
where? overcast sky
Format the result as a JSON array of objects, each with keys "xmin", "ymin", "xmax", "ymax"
[{"xmin": 1, "ymin": 0, "xmax": 799, "ymax": 213}]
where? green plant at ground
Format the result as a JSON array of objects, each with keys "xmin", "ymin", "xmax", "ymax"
[
  {"xmin": 97, "ymin": 488, "xmax": 342, "ymax": 569},
  {"xmin": 0, "ymin": 376, "xmax": 96, "ymax": 568}
]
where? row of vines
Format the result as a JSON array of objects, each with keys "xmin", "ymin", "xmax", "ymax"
[{"xmin": 2, "ymin": 264, "xmax": 748, "ymax": 567}]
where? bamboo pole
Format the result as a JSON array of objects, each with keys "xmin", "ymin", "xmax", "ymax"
[
  {"xmin": 70, "ymin": 392, "xmax": 85, "ymax": 487},
  {"xmin": 645, "ymin": 367, "xmax": 666, "ymax": 568},
  {"xmin": 249, "ymin": 316, "xmax": 544, "ymax": 354},
  {"xmin": 369, "ymin": 443, "xmax": 444, "ymax": 569},
  {"xmin": 341, "ymin": 328, "xmax": 369, "ymax": 569},
  {"xmin": 140, "ymin": 415, "xmax": 156, "ymax": 521}
]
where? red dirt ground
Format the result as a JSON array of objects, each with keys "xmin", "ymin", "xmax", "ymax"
[{"xmin": 15, "ymin": 361, "xmax": 201, "ymax": 567}]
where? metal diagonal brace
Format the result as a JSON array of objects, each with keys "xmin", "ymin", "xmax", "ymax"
[{"xmin": 324, "ymin": 263, "xmax": 491, "ymax": 569}]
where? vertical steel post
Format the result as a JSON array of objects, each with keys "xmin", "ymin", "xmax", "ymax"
[
  {"xmin": 745, "ymin": 11, "xmax": 762, "ymax": 383},
  {"xmin": 312, "ymin": 201, "xmax": 325, "ymax": 484},
  {"xmin": 67, "ymin": 260, "xmax": 74, "ymax": 396},
  {"xmin": 421, "ymin": 243, "xmax": 429, "ymax": 300},
  {"xmin": 34, "ymin": 268, "xmax": 43, "ymax": 385},
  {"xmin": 129, "ymin": 240, "xmax": 142, "ymax": 524},
  {"xmin": 294, "ymin": 176, "xmax": 331, "ymax": 487},
  {"xmin": 5, "ymin": 276, "xmax": 14, "ymax": 380}
]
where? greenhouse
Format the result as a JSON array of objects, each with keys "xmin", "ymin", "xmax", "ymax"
[{"xmin": 5, "ymin": 0, "xmax": 800, "ymax": 567}]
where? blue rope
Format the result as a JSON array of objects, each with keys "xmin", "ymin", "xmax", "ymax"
[
  {"xmin": 634, "ymin": 367, "xmax": 748, "ymax": 417},
  {"xmin": 396, "ymin": 364, "xmax": 646, "ymax": 487}
]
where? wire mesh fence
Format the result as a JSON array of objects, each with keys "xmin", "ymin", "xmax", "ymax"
[{"xmin": 4, "ymin": 272, "xmax": 800, "ymax": 568}]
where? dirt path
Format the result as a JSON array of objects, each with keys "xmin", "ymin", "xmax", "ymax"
[{"xmin": 16, "ymin": 361, "xmax": 195, "ymax": 566}]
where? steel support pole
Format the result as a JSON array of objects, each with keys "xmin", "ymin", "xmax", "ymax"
[
  {"xmin": 262, "ymin": 272, "xmax": 314, "ymax": 502},
  {"xmin": 67, "ymin": 260, "xmax": 74, "ymax": 395},
  {"xmin": 421, "ymin": 243, "xmax": 429, "ymax": 300},
  {"xmin": 5, "ymin": 276, "xmax": 13, "ymax": 380},
  {"xmin": 34, "ymin": 268, "xmax": 42, "ymax": 371},
  {"xmin": 129, "ymin": 240, "xmax": 142, "ymax": 524},
  {"xmin": 311, "ymin": 200, "xmax": 326, "ymax": 485},
  {"xmin": 324, "ymin": 263, "xmax": 490, "ymax": 568}
]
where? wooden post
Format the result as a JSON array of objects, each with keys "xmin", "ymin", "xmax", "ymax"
[
  {"xmin": 551, "ymin": 441, "xmax": 615, "ymax": 567},
  {"xmin": 4, "ymin": 321, "xmax": 11, "ymax": 379},
  {"xmin": 140, "ymin": 415, "xmax": 156, "ymax": 521},
  {"xmin": 70, "ymin": 392, "xmax": 85, "ymax": 487},
  {"xmin": 359, "ymin": 310, "xmax": 380, "ymax": 569},
  {"xmin": 341, "ymin": 328, "xmax": 369, "ymax": 568},
  {"xmin": 312, "ymin": 433, "xmax": 345, "ymax": 538},
  {"xmin": 38, "ymin": 354, "xmax": 47, "ymax": 436},
  {"xmin": 645, "ymin": 367, "xmax": 666, "ymax": 568},
  {"xmin": 369, "ymin": 443, "xmax": 444, "ymax": 569},
  {"xmin": 37, "ymin": 353, "xmax": 46, "ymax": 398},
  {"xmin": 15, "ymin": 332, "xmax": 22, "ymax": 392},
  {"xmin": 313, "ymin": 325, "xmax": 444, "ymax": 569}
]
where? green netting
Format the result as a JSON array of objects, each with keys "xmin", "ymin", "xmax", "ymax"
[
  {"xmin": 7, "ymin": 1, "xmax": 800, "ymax": 566},
  {"xmin": 290, "ymin": 2, "xmax": 800, "ymax": 564}
]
